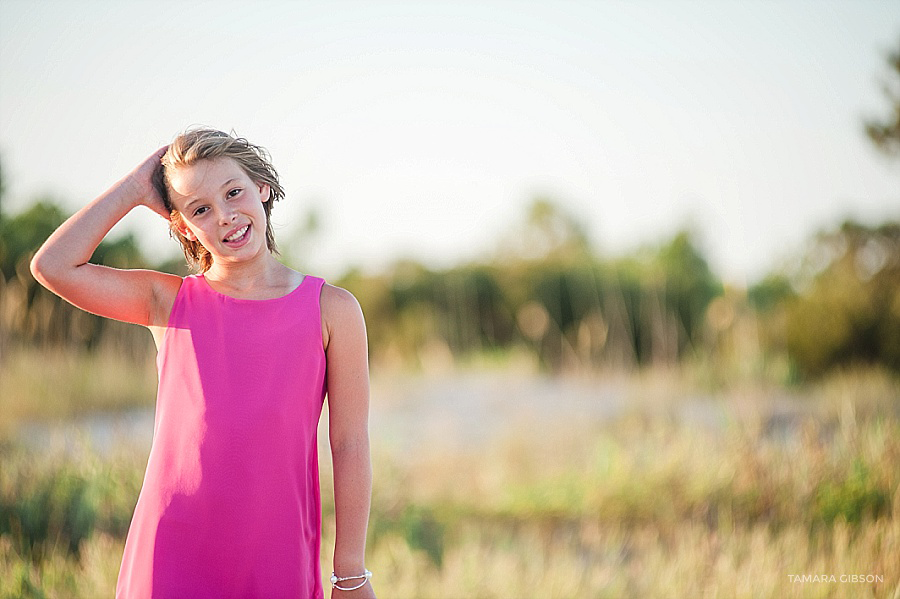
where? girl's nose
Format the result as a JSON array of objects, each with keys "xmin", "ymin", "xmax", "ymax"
[{"xmin": 217, "ymin": 206, "xmax": 237, "ymax": 225}]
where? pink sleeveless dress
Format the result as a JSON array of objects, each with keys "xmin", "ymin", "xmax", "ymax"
[{"xmin": 116, "ymin": 273, "xmax": 327, "ymax": 599}]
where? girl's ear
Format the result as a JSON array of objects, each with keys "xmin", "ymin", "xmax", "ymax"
[
  {"xmin": 258, "ymin": 182, "xmax": 271, "ymax": 203},
  {"xmin": 170, "ymin": 212, "xmax": 197, "ymax": 241}
]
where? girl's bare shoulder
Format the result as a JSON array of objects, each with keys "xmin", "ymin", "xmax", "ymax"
[
  {"xmin": 319, "ymin": 282, "xmax": 366, "ymax": 350},
  {"xmin": 320, "ymin": 282, "xmax": 361, "ymax": 313}
]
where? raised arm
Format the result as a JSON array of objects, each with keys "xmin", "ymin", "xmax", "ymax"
[
  {"xmin": 322, "ymin": 284, "xmax": 376, "ymax": 599},
  {"xmin": 30, "ymin": 147, "xmax": 181, "ymax": 328}
]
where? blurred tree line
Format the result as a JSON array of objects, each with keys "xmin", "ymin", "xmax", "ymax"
[
  {"xmin": 2, "ymin": 44, "xmax": 898, "ymax": 381},
  {"xmin": 2, "ymin": 184, "xmax": 896, "ymax": 380},
  {"xmin": 337, "ymin": 199, "xmax": 723, "ymax": 373}
]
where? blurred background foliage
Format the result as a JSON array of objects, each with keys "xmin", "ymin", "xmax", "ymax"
[
  {"xmin": 1, "ymin": 41, "xmax": 898, "ymax": 382},
  {"xmin": 1, "ymin": 180, "xmax": 897, "ymax": 382}
]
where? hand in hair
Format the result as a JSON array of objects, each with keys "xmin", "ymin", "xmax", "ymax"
[{"xmin": 126, "ymin": 145, "xmax": 170, "ymax": 219}]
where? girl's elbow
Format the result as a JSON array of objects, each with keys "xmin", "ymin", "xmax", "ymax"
[
  {"xmin": 30, "ymin": 248, "xmax": 69, "ymax": 289},
  {"xmin": 29, "ymin": 250, "xmax": 52, "ymax": 285}
]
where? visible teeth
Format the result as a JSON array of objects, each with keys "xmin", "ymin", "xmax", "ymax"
[{"xmin": 225, "ymin": 226, "xmax": 248, "ymax": 242}]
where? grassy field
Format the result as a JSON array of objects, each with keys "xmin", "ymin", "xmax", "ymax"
[{"xmin": 1, "ymin": 348, "xmax": 898, "ymax": 598}]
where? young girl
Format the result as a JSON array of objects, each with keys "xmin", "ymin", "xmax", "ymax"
[{"xmin": 30, "ymin": 128, "xmax": 377, "ymax": 599}]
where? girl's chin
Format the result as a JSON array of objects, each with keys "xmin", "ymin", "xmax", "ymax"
[{"xmin": 209, "ymin": 242, "xmax": 269, "ymax": 263}]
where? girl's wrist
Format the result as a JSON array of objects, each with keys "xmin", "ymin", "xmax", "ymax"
[
  {"xmin": 332, "ymin": 562, "xmax": 367, "ymax": 576},
  {"xmin": 117, "ymin": 174, "xmax": 153, "ymax": 208},
  {"xmin": 116, "ymin": 173, "xmax": 169, "ymax": 218},
  {"xmin": 333, "ymin": 545, "xmax": 366, "ymax": 573}
]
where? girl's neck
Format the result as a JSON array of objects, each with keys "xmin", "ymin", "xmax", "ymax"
[{"xmin": 203, "ymin": 254, "xmax": 294, "ymax": 294}]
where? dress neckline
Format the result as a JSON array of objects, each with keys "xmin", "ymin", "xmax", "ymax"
[{"xmin": 196, "ymin": 272, "xmax": 308, "ymax": 303}]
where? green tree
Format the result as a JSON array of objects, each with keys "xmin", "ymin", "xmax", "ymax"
[
  {"xmin": 0, "ymin": 199, "xmax": 67, "ymax": 281},
  {"xmin": 760, "ymin": 42, "xmax": 900, "ymax": 378},
  {"xmin": 785, "ymin": 221, "xmax": 900, "ymax": 376},
  {"xmin": 655, "ymin": 230, "xmax": 722, "ymax": 350},
  {"xmin": 865, "ymin": 43, "xmax": 900, "ymax": 156}
]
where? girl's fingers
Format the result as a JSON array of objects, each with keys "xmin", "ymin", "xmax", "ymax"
[{"xmin": 132, "ymin": 146, "xmax": 170, "ymax": 215}]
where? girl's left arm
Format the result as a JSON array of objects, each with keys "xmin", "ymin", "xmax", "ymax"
[{"xmin": 322, "ymin": 284, "xmax": 376, "ymax": 599}]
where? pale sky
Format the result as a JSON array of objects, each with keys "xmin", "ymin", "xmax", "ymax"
[{"xmin": 1, "ymin": 0, "xmax": 898, "ymax": 285}]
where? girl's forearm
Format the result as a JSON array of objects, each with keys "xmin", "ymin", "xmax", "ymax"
[
  {"xmin": 331, "ymin": 440, "xmax": 373, "ymax": 573},
  {"xmin": 32, "ymin": 177, "xmax": 143, "ymax": 279}
]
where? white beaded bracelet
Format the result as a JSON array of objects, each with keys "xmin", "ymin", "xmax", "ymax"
[{"xmin": 330, "ymin": 569, "xmax": 372, "ymax": 591}]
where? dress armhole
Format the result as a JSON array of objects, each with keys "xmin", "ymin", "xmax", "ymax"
[
  {"xmin": 154, "ymin": 276, "xmax": 188, "ymax": 353},
  {"xmin": 314, "ymin": 277, "xmax": 328, "ymax": 358}
]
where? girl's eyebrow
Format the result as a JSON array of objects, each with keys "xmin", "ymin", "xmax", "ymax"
[{"xmin": 183, "ymin": 178, "xmax": 240, "ymax": 211}]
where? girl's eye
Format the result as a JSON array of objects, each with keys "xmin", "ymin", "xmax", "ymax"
[
  {"xmin": 194, "ymin": 206, "xmax": 209, "ymax": 216},
  {"xmin": 227, "ymin": 188, "xmax": 242, "ymax": 198}
]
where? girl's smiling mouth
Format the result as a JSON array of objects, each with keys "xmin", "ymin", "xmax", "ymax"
[{"xmin": 223, "ymin": 224, "xmax": 250, "ymax": 246}]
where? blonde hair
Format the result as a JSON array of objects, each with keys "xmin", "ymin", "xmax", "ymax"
[{"xmin": 155, "ymin": 128, "xmax": 285, "ymax": 272}]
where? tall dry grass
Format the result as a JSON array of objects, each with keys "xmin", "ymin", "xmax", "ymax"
[
  {"xmin": 1, "ymin": 355, "xmax": 898, "ymax": 598},
  {"xmin": 0, "ymin": 346, "xmax": 157, "ymax": 437}
]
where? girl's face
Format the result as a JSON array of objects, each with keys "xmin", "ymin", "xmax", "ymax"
[{"xmin": 167, "ymin": 157, "xmax": 271, "ymax": 264}]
